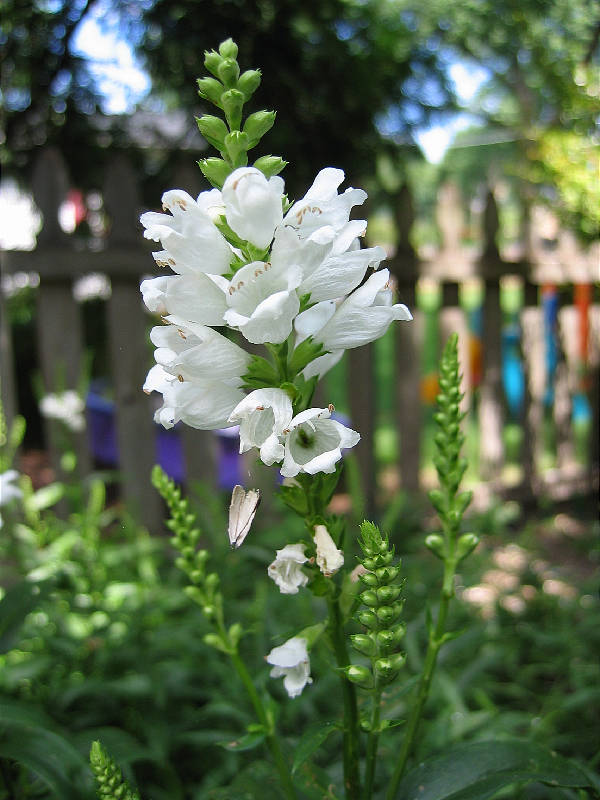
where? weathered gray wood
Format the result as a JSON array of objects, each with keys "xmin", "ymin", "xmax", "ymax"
[
  {"xmin": 478, "ymin": 278, "xmax": 505, "ymax": 479},
  {"xmin": 0, "ymin": 290, "xmax": 18, "ymax": 430},
  {"xmin": 103, "ymin": 154, "xmax": 162, "ymax": 530},
  {"xmin": 36, "ymin": 280, "xmax": 91, "ymax": 477},
  {"xmin": 520, "ymin": 306, "xmax": 545, "ymax": 490},
  {"xmin": 348, "ymin": 343, "xmax": 376, "ymax": 514},
  {"xmin": 395, "ymin": 283, "xmax": 422, "ymax": 493},
  {"xmin": 105, "ymin": 280, "xmax": 162, "ymax": 530},
  {"xmin": 31, "ymin": 148, "xmax": 69, "ymax": 245}
]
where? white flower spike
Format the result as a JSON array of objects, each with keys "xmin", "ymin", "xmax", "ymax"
[
  {"xmin": 313, "ymin": 524, "xmax": 344, "ymax": 576},
  {"xmin": 268, "ymin": 543, "xmax": 309, "ymax": 594},
  {"xmin": 266, "ymin": 636, "xmax": 312, "ymax": 698}
]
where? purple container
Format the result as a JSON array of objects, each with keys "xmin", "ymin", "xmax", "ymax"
[{"xmin": 86, "ymin": 387, "xmax": 239, "ymax": 488}]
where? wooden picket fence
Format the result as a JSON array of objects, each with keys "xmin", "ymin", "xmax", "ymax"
[{"xmin": 1, "ymin": 147, "xmax": 598, "ymax": 529}]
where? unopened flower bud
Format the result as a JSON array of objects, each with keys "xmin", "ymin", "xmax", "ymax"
[
  {"xmin": 350, "ymin": 634, "xmax": 377, "ymax": 657},
  {"xmin": 359, "ymin": 571, "xmax": 378, "ymax": 588},
  {"xmin": 376, "ymin": 585, "xmax": 402, "ymax": 605},
  {"xmin": 376, "ymin": 603, "xmax": 402, "ymax": 626},
  {"xmin": 218, "ymin": 57, "xmax": 240, "ymax": 87},
  {"xmin": 344, "ymin": 665, "xmax": 374, "ymax": 689},
  {"xmin": 456, "ymin": 532, "xmax": 479, "ymax": 562},
  {"xmin": 196, "ymin": 115, "xmax": 229, "ymax": 150},
  {"xmin": 374, "ymin": 652, "xmax": 406, "ymax": 680},
  {"xmin": 360, "ymin": 589, "xmax": 379, "ymax": 608},
  {"xmin": 204, "ymin": 49, "xmax": 222, "ymax": 78},
  {"xmin": 375, "ymin": 565, "xmax": 400, "ymax": 583},
  {"xmin": 205, "ymin": 573, "xmax": 220, "ymax": 591},
  {"xmin": 237, "ymin": 69, "xmax": 262, "ymax": 99},
  {"xmin": 253, "ymin": 155, "xmax": 287, "ymax": 178},
  {"xmin": 203, "ymin": 632, "xmax": 224, "ymax": 650},
  {"xmin": 228, "ymin": 622, "xmax": 243, "ymax": 646},
  {"xmin": 243, "ymin": 110, "xmax": 276, "ymax": 146},
  {"xmin": 224, "ymin": 130, "xmax": 249, "ymax": 166},
  {"xmin": 357, "ymin": 609, "xmax": 377, "ymax": 629},
  {"xmin": 221, "ymin": 88, "xmax": 245, "ymax": 130},
  {"xmin": 425, "ymin": 534, "xmax": 445, "ymax": 559},
  {"xmin": 197, "ymin": 77, "xmax": 224, "ymax": 106},
  {"xmin": 218, "ymin": 38, "xmax": 238, "ymax": 59},
  {"xmin": 198, "ymin": 157, "xmax": 231, "ymax": 189}
]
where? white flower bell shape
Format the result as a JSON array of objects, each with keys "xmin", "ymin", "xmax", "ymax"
[
  {"xmin": 280, "ymin": 407, "xmax": 360, "ymax": 478},
  {"xmin": 218, "ymin": 257, "xmax": 302, "ymax": 345},
  {"xmin": 266, "ymin": 636, "xmax": 312, "ymax": 698},
  {"xmin": 140, "ymin": 189, "xmax": 231, "ymax": 276},
  {"xmin": 228, "ymin": 388, "xmax": 293, "ymax": 465},
  {"xmin": 140, "ymin": 273, "xmax": 228, "ymax": 326},
  {"xmin": 150, "ymin": 317, "xmax": 250, "ymax": 385},
  {"xmin": 313, "ymin": 524, "xmax": 344, "ymax": 576},
  {"xmin": 145, "ymin": 365, "xmax": 245, "ymax": 431},
  {"xmin": 285, "ymin": 167, "xmax": 367, "ymax": 245},
  {"xmin": 297, "ymin": 269, "xmax": 412, "ymax": 352},
  {"xmin": 268, "ymin": 543, "xmax": 309, "ymax": 594},
  {"xmin": 39, "ymin": 390, "xmax": 86, "ymax": 432},
  {"xmin": 222, "ymin": 167, "xmax": 284, "ymax": 250}
]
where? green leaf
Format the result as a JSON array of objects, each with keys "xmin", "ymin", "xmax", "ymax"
[
  {"xmin": 396, "ymin": 739, "xmax": 599, "ymax": 800},
  {"xmin": 29, "ymin": 482, "xmax": 64, "ymax": 511},
  {"xmin": 279, "ymin": 484, "xmax": 308, "ymax": 516},
  {"xmin": 0, "ymin": 580, "xmax": 52, "ymax": 654},
  {"xmin": 292, "ymin": 721, "xmax": 339, "ymax": 774},
  {"xmin": 243, "ymin": 355, "xmax": 279, "ymax": 390},
  {"xmin": 0, "ymin": 720, "xmax": 90, "ymax": 799},
  {"xmin": 289, "ymin": 338, "xmax": 324, "ymax": 375},
  {"xmin": 218, "ymin": 729, "xmax": 266, "ymax": 752}
]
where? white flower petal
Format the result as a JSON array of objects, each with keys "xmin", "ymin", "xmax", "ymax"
[
  {"xmin": 222, "ymin": 167, "xmax": 283, "ymax": 249},
  {"xmin": 314, "ymin": 524, "xmax": 344, "ymax": 576},
  {"xmin": 268, "ymin": 544, "xmax": 309, "ymax": 594},
  {"xmin": 267, "ymin": 636, "xmax": 313, "ymax": 697}
]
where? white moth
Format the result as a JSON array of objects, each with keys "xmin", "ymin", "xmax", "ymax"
[{"xmin": 228, "ymin": 485, "xmax": 261, "ymax": 548}]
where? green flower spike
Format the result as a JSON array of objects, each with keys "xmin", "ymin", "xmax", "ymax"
[
  {"xmin": 90, "ymin": 741, "xmax": 140, "ymax": 800},
  {"xmin": 195, "ymin": 38, "xmax": 286, "ymax": 187}
]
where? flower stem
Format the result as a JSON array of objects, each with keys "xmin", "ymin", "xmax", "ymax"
[
  {"xmin": 327, "ymin": 594, "xmax": 361, "ymax": 800},
  {"xmin": 230, "ymin": 650, "xmax": 298, "ymax": 800},
  {"xmin": 384, "ymin": 589, "xmax": 450, "ymax": 800},
  {"xmin": 363, "ymin": 682, "xmax": 382, "ymax": 799}
]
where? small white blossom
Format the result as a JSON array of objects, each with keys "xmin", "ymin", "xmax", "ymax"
[
  {"xmin": 140, "ymin": 273, "xmax": 228, "ymax": 326},
  {"xmin": 280, "ymin": 407, "xmax": 360, "ymax": 478},
  {"xmin": 266, "ymin": 636, "xmax": 312, "ymax": 698},
  {"xmin": 39, "ymin": 390, "xmax": 85, "ymax": 432},
  {"xmin": 141, "ymin": 189, "xmax": 231, "ymax": 276},
  {"xmin": 268, "ymin": 543, "xmax": 309, "ymax": 594},
  {"xmin": 216, "ymin": 255, "xmax": 302, "ymax": 345},
  {"xmin": 228, "ymin": 388, "xmax": 293, "ymax": 465},
  {"xmin": 284, "ymin": 167, "xmax": 367, "ymax": 246},
  {"xmin": 296, "ymin": 268, "xmax": 412, "ymax": 352},
  {"xmin": 222, "ymin": 167, "xmax": 284, "ymax": 249},
  {"xmin": 313, "ymin": 524, "xmax": 344, "ymax": 576}
]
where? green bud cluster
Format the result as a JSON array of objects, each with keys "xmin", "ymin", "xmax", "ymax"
[
  {"xmin": 425, "ymin": 334, "xmax": 478, "ymax": 595},
  {"xmin": 151, "ymin": 466, "xmax": 231, "ymax": 649},
  {"xmin": 89, "ymin": 741, "xmax": 140, "ymax": 800},
  {"xmin": 195, "ymin": 38, "xmax": 287, "ymax": 186},
  {"xmin": 343, "ymin": 521, "xmax": 406, "ymax": 690}
]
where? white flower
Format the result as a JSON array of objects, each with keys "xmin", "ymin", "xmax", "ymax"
[
  {"xmin": 266, "ymin": 636, "xmax": 312, "ymax": 698},
  {"xmin": 39, "ymin": 390, "xmax": 85, "ymax": 432},
  {"xmin": 140, "ymin": 188, "xmax": 231, "ymax": 276},
  {"xmin": 296, "ymin": 269, "xmax": 412, "ymax": 352},
  {"xmin": 268, "ymin": 543, "xmax": 309, "ymax": 594},
  {"xmin": 222, "ymin": 167, "xmax": 284, "ymax": 250},
  {"xmin": 280, "ymin": 407, "xmax": 360, "ymax": 478},
  {"xmin": 145, "ymin": 365, "xmax": 246, "ymax": 430},
  {"xmin": 284, "ymin": 167, "xmax": 367, "ymax": 246},
  {"xmin": 217, "ymin": 256, "xmax": 302, "ymax": 345},
  {"xmin": 0, "ymin": 470, "xmax": 22, "ymax": 507},
  {"xmin": 140, "ymin": 273, "xmax": 228, "ymax": 326},
  {"xmin": 313, "ymin": 524, "xmax": 344, "ymax": 576},
  {"xmin": 228, "ymin": 388, "xmax": 293, "ymax": 465},
  {"xmin": 150, "ymin": 317, "xmax": 250, "ymax": 385}
]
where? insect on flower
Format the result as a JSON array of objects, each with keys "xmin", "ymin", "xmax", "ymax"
[{"xmin": 228, "ymin": 485, "xmax": 261, "ymax": 548}]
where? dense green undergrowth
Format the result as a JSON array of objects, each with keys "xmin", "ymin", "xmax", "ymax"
[{"xmin": 1, "ymin": 465, "xmax": 598, "ymax": 799}]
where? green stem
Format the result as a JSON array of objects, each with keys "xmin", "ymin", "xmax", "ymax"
[
  {"xmin": 363, "ymin": 682, "xmax": 382, "ymax": 799},
  {"xmin": 327, "ymin": 594, "xmax": 361, "ymax": 800},
  {"xmin": 230, "ymin": 650, "xmax": 298, "ymax": 800},
  {"xmin": 385, "ymin": 591, "xmax": 450, "ymax": 800}
]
